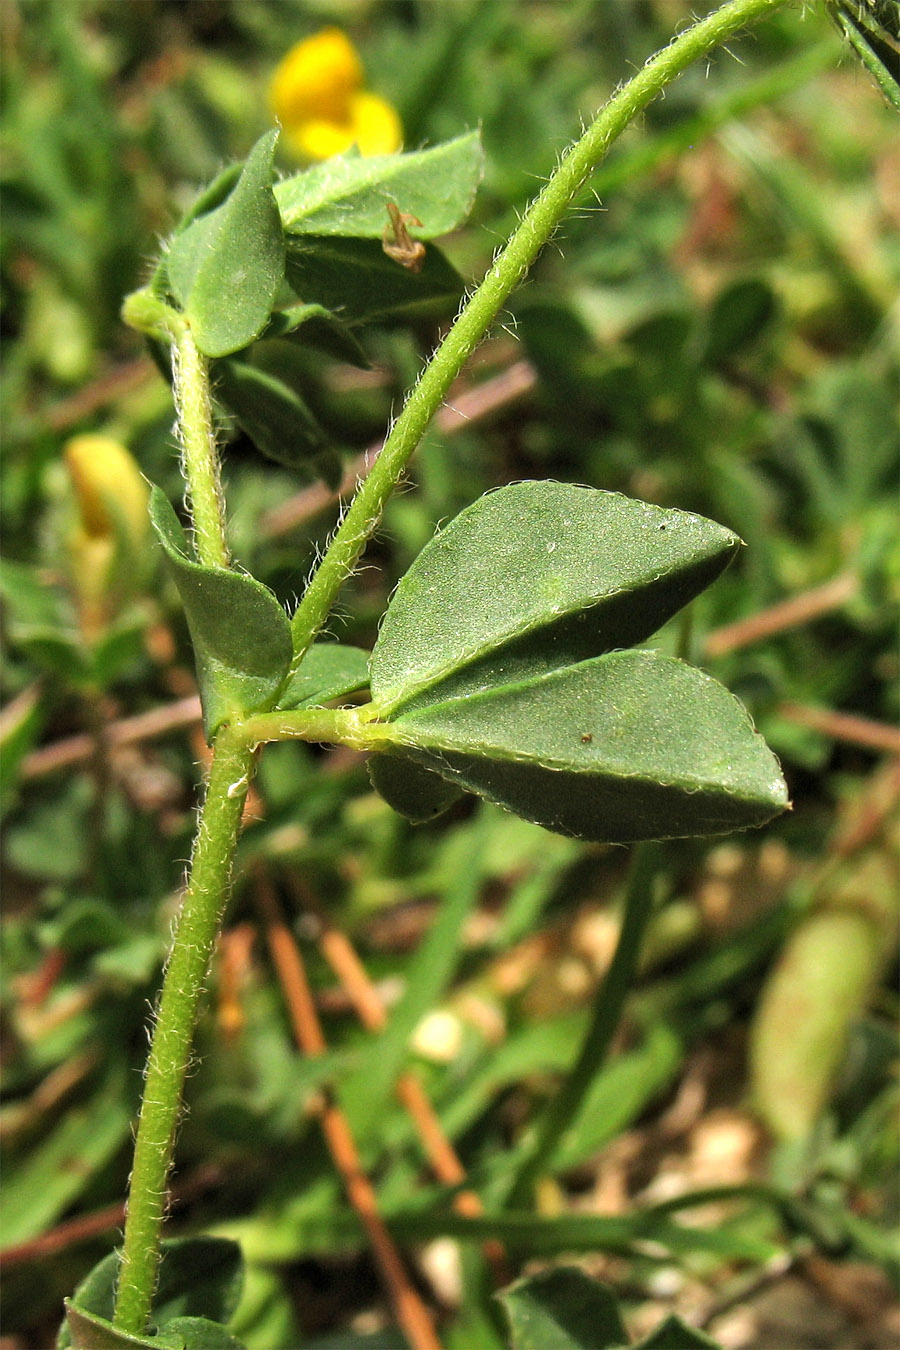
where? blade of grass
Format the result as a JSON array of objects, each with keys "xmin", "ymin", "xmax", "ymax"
[
  {"xmin": 338, "ymin": 808, "xmax": 491, "ymax": 1142},
  {"xmin": 504, "ymin": 843, "xmax": 660, "ymax": 1208}
]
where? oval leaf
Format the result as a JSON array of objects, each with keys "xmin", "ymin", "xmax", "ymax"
[
  {"xmin": 262, "ymin": 302, "xmax": 369, "ymax": 366},
  {"xmin": 381, "ymin": 650, "xmax": 788, "ymax": 843},
  {"xmin": 704, "ymin": 278, "xmax": 776, "ymax": 365},
  {"xmin": 635, "ymin": 1315, "xmax": 722, "ymax": 1349},
  {"xmin": 59, "ymin": 1238, "xmax": 244, "ymax": 1350},
  {"xmin": 64, "ymin": 1305, "xmax": 173, "ymax": 1350},
  {"xmin": 214, "ymin": 356, "xmax": 329, "ymax": 471},
  {"xmin": 162, "ymin": 1319, "xmax": 246, "ymax": 1350},
  {"xmin": 498, "ymin": 1268, "xmax": 628, "ymax": 1350},
  {"xmin": 152, "ymin": 1237, "xmax": 245, "ymax": 1330},
  {"xmin": 275, "ymin": 131, "xmax": 484, "ymax": 239},
  {"xmin": 150, "ymin": 489, "xmax": 292, "ymax": 738},
  {"xmin": 167, "ymin": 131, "xmax": 285, "ymax": 357},
  {"xmin": 174, "ymin": 163, "xmax": 243, "ymax": 237},
  {"xmin": 370, "ymin": 483, "xmax": 741, "ymax": 715},
  {"xmin": 276, "ymin": 642, "xmax": 370, "ymax": 711}
]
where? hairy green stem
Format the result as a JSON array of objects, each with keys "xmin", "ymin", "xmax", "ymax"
[
  {"xmin": 173, "ymin": 324, "xmax": 229, "ymax": 571},
  {"xmin": 113, "ymin": 731, "xmax": 252, "ymax": 1333},
  {"xmin": 504, "ymin": 843, "xmax": 660, "ymax": 1209},
  {"xmin": 286, "ymin": 0, "xmax": 789, "ymax": 675}
]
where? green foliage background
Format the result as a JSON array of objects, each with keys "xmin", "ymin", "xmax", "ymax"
[{"xmin": 1, "ymin": 2, "xmax": 897, "ymax": 1347}]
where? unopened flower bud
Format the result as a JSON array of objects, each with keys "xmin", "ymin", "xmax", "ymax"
[{"xmin": 63, "ymin": 434, "xmax": 150, "ymax": 639}]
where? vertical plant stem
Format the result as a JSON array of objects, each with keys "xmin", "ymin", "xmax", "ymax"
[
  {"xmin": 505, "ymin": 843, "xmax": 660, "ymax": 1209},
  {"xmin": 287, "ymin": 0, "xmax": 788, "ymax": 671},
  {"xmin": 173, "ymin": 324, "xmax": 229, "ymax": 570},
  {"xmin": 113, "ymin": 730, "xmax": 252, "ymax": 1334}
]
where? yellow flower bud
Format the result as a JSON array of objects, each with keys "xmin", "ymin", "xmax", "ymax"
[
  {"xmin": 64, "ymin": 434, "xmax": 149, "ymax": 548},
  {"xmin": 63, "ymin": 435, "xmax": 150, "ymax": 641},
  {"xmin": 270, "ymin": 28, "xmax": 402, "ymax": 162}
]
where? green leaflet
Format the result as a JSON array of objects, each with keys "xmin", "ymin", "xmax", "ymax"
[
  {"xmin": 275, "ymin": 131, "xmax": 484, "ymax": 239},
  {"xmin": 284, "ymin": 235, "xmax": 464, "ymax": 326},
  {"xmin": 213, "ymin": 354, "xmax": 331, "ymax": 474},
  {"xmin": 166, "ymin": 131, "xmax": 285, "ymax": 357},
  {"xmin": 498, "ymin": 1269, "xmax": 628, "ymax": 1350},
  {"xmin": 59, "ymin": 1238, "xmax": 245, "ymax": 1350},
  {"xmin": 155, "ymin": 1320, "xmax": 246, "ymax": 1350},
  {"xmin": 275, "ymin": 642, "xmax": 370, "ymax": 711},
  {"xmin": 64, "ymin": 1306, "xmax": 169, "ymax": 1350},
  {"xmin": 63, "ymin": 1306, "xmax": 244, "ymax": 1348},
  {"xmin": 379, "ymin": 650, "xmax": 788, "ymax": 843},
  {"xmin": 149, "ymin": 489, "xmax": 292, "ymax": 739},
  {"xmin": 367, "ymin": 483, "xmax": 786, "ymax": 841},
  {"xmin": 703, "ymin": 277, "xmax": 777, "ymax": 365},
  {"xmin": 368, "ymin": 751, "xmax": 464, "ymax": 822},
  {"xmin": 64, "ymin": 1311, "xmax": 246, "ymax": 1350},
  {"xmin": 261, "ymin": 302, "xmax": 368, "ymax": 366},
  {"xmin": 498, "ymin": 1268, "xmax": 723, "ymax": 1350},
  {"xmin": 370, "ymin": 482, "xmax": 741, "ymax": 715},
  {"xmin": 634, "ymin": 1317, "xmax": 722, "ymax": 1349}
]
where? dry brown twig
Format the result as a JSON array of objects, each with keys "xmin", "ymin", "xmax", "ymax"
[
  {"xmin": 702, "ymin": 572, "xmax": 858, "ymax": 657},
  {"xmin": 285, "ymin": 876, "xmax": 509, "ymax": 1286},
  {"xmin": 22, "ymin": 695, "xmax": 202, "ymax": 780},
  {"xmin": 0, "ymin": 1165, "xmax": 223, "ymax": 1271},
  {"xmin": 252, "ymin": 869, "xmax": 441, "ymax": 1350},
  {"xmin": 776, "ymin": 703, "xmax": 900, "ymax": 757}
]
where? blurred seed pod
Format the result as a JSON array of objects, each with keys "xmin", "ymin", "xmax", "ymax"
[{"xmin": 750, "ymin": 848, "xmax": 899, "ymax": 1141}]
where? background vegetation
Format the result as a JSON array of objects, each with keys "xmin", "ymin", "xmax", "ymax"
[{"xmin": 1, "ymin": 2, "xmax": 897, "ymax": 1347}]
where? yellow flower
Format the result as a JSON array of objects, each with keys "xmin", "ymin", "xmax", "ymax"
[{"xmin": 270, "ymin": 27, "xmax": 402, "ymax": 161}]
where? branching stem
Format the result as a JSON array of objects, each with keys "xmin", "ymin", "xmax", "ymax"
[{"xmin": 114, "ymin": 0, "xmax": 792, "ymax": 1330}]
